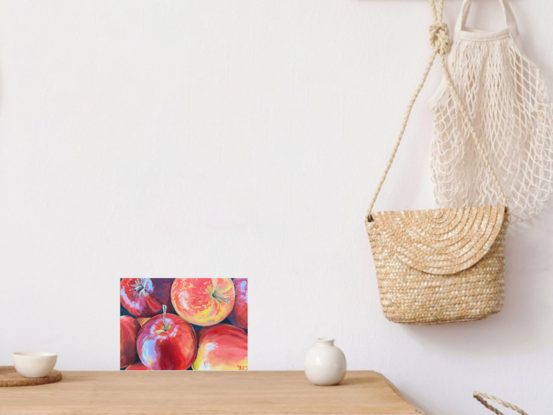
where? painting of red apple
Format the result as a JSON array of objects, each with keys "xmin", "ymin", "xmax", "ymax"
[
  {"xmin": 137, "ymin": 305, "xmax": 197, "ymax": 370},
  {"xmin": 121, "ymin": 278, "xmax": 247, "ymax": 371},
  {"xmin": 228, "ymin": 278, "xmax": 248, "ymax": 329},
  {"xmin": 192, "ymin": 324, "xmax": 248, "ymax": 370},
  {"xmin": 120, "ymin": 278, "xmax": 175, "ymax": 317},
  {"xmin": 120, "ymin": 316, "xmax": 140, "ymax": 368},
  {"xmin": 171, "ymin": 278, "xmax": 235, "ymax": 326}
]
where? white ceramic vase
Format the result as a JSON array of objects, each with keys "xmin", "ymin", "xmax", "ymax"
[{"xmin": 304, "ymin": 338, "xmax": 347, "ymax": 386}]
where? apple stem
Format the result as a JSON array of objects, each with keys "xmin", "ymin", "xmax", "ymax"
[
  {"xmin": 162, "ymin": 305, "xmax": 169, "ymax": 331},
  {"xmin": 212, "ymin": 291, "xmax": 229, "ymax": 304}
]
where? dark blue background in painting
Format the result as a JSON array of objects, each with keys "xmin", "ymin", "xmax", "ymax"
[{"xmin": 120, "ymin": 278, "xmax": 247, "ymax": 370}]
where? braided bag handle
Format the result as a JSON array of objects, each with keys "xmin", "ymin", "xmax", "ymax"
[
  {"xmin": 474, "ymin": 392, "xmax": 529, "ymax": 415},
  {"xmin": 366, "ymin": 0, "xmax": 508, "ymax": 221}
]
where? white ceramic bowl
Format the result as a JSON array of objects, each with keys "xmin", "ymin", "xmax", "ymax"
[{"xmin": 12, "ymin": 352, "xmax": 57, "ymax": 378}]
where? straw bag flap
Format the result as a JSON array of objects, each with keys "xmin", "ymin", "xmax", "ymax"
[{"xmin": 367, "ymin": 205, "xmax": 505, "ymax": 275}]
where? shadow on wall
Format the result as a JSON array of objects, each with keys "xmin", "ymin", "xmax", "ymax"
[{"xmin": 404, "ymin": 198, "xmax": 553, "ymax": 357}]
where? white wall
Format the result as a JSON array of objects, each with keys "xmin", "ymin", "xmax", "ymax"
[{"xmin": 0, "ymin": 0, "xmax": 551, "ymax": 413}]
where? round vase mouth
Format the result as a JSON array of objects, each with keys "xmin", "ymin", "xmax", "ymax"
[{"xmin": 317, "ymin": 338, "xmax": 335, "ymax": 344}]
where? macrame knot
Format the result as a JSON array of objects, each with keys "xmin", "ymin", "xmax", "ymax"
[{"xmin": 429, "ymin": 22, "xmax": 451, "ymax": 55}]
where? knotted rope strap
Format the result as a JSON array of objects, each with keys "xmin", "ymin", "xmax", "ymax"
[
  {"xmin": 474, "ymin": 392, "xmax": 529, "ymax": 415},
  {"xmin": 366, "ymin": 0, "xmax": 508, "ymax": 221}
]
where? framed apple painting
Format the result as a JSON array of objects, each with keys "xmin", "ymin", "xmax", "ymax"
[{"xmin": 120, "ymin": 278, "xmax": 248, "ymax": 371}]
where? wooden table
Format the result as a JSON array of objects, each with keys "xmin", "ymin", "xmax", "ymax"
[{"xmin": 0, "ymin": 371, "xmax": 424, "ymax": 415}]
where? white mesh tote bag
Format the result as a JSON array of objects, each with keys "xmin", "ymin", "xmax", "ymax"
[{"xmin": 429, "ymin": 0, "xmax": 553, "ymax": 222}]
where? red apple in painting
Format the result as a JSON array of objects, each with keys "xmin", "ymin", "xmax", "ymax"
[
  {"xmin": 120, "ymin": 316, "xmax": 140, "ymax": 368},
  {"xmin": 192, "ymin": 324, "xmax": 248, "ymax": 370},
  {"xmin": 120, "ymin": 278, "xmax": 174, "ymax": 317},
  {"xmin": 228, "ymin": 278, "xmax": 248, "ymax": 329},
  {"xmin": 137, "ymin": 305, "xmax": 197, "ymax": 370},
  {"xmin": 126, "ymin": 361, "xmax": 149, "ymax": 370},
  {"xmin": 171, "ymin": 278, "xmax": 235, "ymax": 326}
]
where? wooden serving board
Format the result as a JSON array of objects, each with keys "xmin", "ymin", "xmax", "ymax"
[{"xmin": 0, "ymin": 366, "xmax": 62, "ymax": 387}]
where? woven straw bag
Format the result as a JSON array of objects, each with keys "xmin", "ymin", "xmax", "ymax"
[
  {"xmin": 474, "ymin": 392, "xmax": 528, "ymax": 415},
  {"xmin": 365, "ymin": 0, "xmax": 509, "ymax": 325}
]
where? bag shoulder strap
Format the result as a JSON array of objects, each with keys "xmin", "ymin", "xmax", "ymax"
[
  {"xmin": 473, "ymin": 392, "xmax": 528, "ymax": 415},
  {"xmin": 366, "ymin": 0, "xmax": 508, "ymax": 222}
]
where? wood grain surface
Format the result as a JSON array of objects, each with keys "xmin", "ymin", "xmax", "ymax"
[
  {"xmin": 0, "ymin": 370, "xmax": 424, "ymax": 415},
  {"xmin": 0, "ymin": 366, "xmax": 62, "ymax": 387}
]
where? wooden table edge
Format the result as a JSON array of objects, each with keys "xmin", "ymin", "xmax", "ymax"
[
  {"xmin": 373, "ymin": 371, "xmax": 426, "ymax": 415},
  {"xmin": 0, "ymin": 370, "xmax": 426, "ymax": 415}
]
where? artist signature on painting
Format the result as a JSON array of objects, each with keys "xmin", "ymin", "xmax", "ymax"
[{"xmin": 237, "ymin": 365, "xmax": 247, "ymax": 370}]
